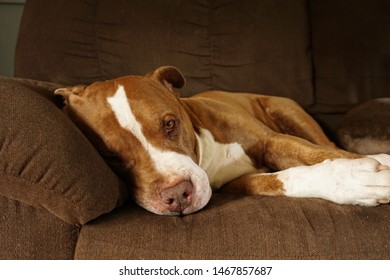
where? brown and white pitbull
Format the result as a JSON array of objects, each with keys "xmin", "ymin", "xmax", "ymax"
[{"xmin": 55, "ymin": 66, "xmax": 390, "ymax": 215}]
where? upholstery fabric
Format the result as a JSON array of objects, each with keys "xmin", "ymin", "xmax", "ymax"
[
  {"xmin": 3, "ymin": 0, "xmax": 390, "ymax": 260},
  {"xmin": 15, "ymin": 0, "xmax": 313, "ymax": 105},
  {"xmin": 0, "ymin": 196, "xmax": 79, "ymax": 259},
  {"xmin": 75, "ymin": 194, "xmax": 390, "ymax": 260},
  {"xmin": 16, "ymin": 0, "xmax": 390, "ymax": 110},
  {"xmin": 0, "ymin": 78, "xmax": 128, "ymax": 225},
  {"xmin": 338, "ymin": 98, "xmax": 390, "ymax": 154},
  {"xmin": 310, "ymin": 0, "xmax": 390, "ymax": 110}
]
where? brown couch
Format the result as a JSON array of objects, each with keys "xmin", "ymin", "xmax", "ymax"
[{"xmin": 1, "ymin": 0, "xmax": 390, "ymax": 260}]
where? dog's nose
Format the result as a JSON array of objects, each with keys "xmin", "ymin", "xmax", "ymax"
[{"xmin": 160, "ymin": 181, "xmax": 193, "ymax": 213}]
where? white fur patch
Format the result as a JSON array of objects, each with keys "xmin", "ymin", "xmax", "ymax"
[
  {"xmin": 196, "ymin": 128, "xmax": 256, "ymax": 189},
  {"xmin": 278, "ymin": 157, "xmax": 390, "ymax": 206},
  {"xmin": 368, "ymin": 154, "xmax": 390, "ymax": 167},
  {"xmin": 107, "ymin": 85, "xmax": 211, "ymax": 214},
  {"xmin": 107, "ymin": 85, "xmax": 147, "ymax": 145}
]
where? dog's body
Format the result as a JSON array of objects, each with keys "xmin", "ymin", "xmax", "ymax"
[{"xmin": 56, "ymin": 66, "xmax": 390, "ymax": 215}]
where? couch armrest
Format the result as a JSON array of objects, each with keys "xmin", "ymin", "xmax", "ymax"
[{"xmin": 0, "ymin": 77, "xmax": 128, "ymax": 225}]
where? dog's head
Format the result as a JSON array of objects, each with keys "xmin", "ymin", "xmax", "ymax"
[{"xmin": 55, "ymin": 66, "xmax": 211, "ymax": 215}]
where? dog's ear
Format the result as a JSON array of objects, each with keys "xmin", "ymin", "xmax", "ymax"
[
  {"xmin": 54, "ymin": 85, "xmax": 87, "ymax": 107},
  {"xmin": 54, "ymin": 85, "xmax": 87, "ymax": 99},
  {"xmin": 147, "ymin": 66, "xmax": 185, "ymax": 92}
]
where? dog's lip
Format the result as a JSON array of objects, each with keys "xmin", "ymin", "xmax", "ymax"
[{"xmin": 139, "ymin": 193, "xmax": 211, "ymax": 215}]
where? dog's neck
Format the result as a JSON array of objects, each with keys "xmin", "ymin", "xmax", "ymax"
[{"xmin": 195, "ymin": 128, "xmax": 256, "ymax": 189}]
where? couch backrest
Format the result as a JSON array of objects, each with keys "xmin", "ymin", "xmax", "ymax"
[{"xmin": 15, "ymin": 0, "xmax": 390, "ymax": 111}]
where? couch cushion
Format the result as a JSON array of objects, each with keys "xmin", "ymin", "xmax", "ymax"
[
  {"xmin": 0, "ymin": 77, "xmax": 128, "ymax": 225},
  {"xmin": 15, "ymin": 0, "xmax": 313, "ymax": 105},
  {"xmin": 75, "ymin": 194, "xmax": 390, "ymax": 259},
  {"xmin": 0, "ymin": 196, "xmax": 79, "ymax": 259},
  {"xmin": 338, "ymin": 98, "xmax": 390, "ymax": 154}
]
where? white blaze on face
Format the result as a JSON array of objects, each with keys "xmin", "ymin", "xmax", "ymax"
[{"xmin": 106, "ymin": 85, "xmax": 212, "ymax": 214}]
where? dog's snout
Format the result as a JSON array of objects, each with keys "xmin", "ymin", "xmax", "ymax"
[{"xmin": 160, "ymin": 181, "xmax": 193, "ymax": 213}]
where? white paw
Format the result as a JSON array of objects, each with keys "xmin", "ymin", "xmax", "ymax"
[
  {"xmin": 280, "ymin": 157, "xmax": 390, "ymax": 206},
  {"xmin": 368, "ymin": 154, "xmax": 390, "ymax": 169}
]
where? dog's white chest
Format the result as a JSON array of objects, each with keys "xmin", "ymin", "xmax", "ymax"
[{"xmin": 196, "ymin": 128, "xmax": 256, "ymax": 189}]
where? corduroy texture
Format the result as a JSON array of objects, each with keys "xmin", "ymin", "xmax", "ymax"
[
  {"xmin": 75, "ymin": 194, "xmax": 390, "ymax": 260},
  {"xmin": 0, "ymin": 78, "xmax": 129, "ymax": 225},
  {"xmin": 0, "ymin": 197, "xmax": 79, "ymax": 260}
]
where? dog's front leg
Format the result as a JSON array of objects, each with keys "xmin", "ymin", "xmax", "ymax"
[
  {"xmin": 263, "ymin": 133, "xmax": 361, "ymax": 170},
  {"xmin": 220, "ymin": 172, "xmax": 285, "ymax": 196},
  {"xmin": 221, "ymin": 157, "xmax": 390, "ymax": 206}
]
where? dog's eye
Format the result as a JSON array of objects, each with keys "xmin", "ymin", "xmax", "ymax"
[
  {"xmin": 164, "ymin": 118, "xmax": 176, "ymax": 132},
  {"xmin": 101, "ymin": 150, "xmax": 123, "ymax": 165},
  {"xmin": 106, "ymin": 154, "xmax": 123, "ymax": 166}
]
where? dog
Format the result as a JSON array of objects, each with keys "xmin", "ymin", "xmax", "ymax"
[{"xmin": 55, "ymin": 66, "xmax": 390, "ymax": 215}]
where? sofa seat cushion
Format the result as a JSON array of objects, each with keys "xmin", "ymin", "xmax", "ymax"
[
  {"xmin": 0, "ymin": 196, "xmax": 79, "ymax": 259},
  {"xmin": 0, "ymin": 78, "xmax": 128, "ymax": 225},
  {"xmin": 75, "ymin": 194, "xmax": 390, "ymax": 259}
]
